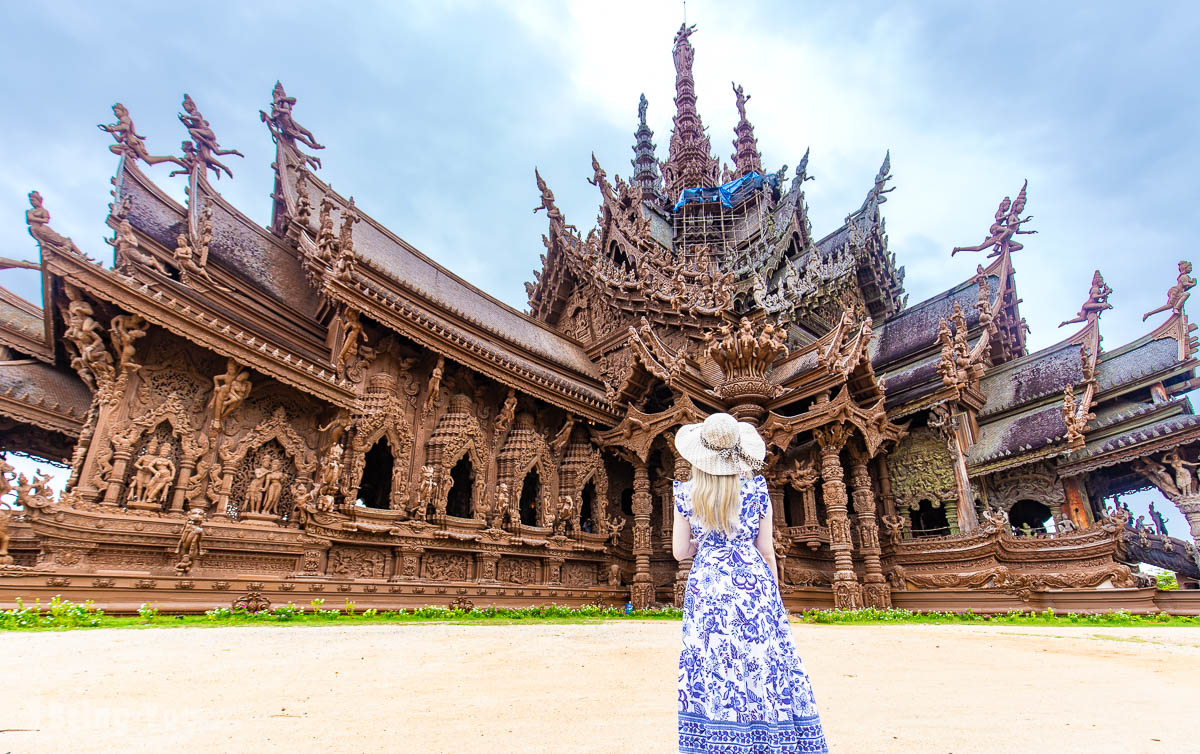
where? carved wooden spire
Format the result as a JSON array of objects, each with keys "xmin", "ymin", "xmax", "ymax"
[
  {"xmin": 630, "ymin": 94, "xmax": 663, "ymax": 203},
  {"xmin": 661, "ymin": 24, "xmax": 720, "ymax": 204},
  {"xmin": 730, "ymin": 82, "xmax": 763, "ymax": 179}
]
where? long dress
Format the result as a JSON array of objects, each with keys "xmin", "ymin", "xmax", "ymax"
[{"xmin": 675, "ymin": 474, "xmax": 828, "ymax": 753}]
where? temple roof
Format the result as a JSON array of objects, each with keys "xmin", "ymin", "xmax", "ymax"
[
  {"xmin": 0, "ymin": 284, "xmax": 51, "ymax": 362},
  {"xmin": 0, "ymin": 358, "xmax": 90, "ymax": 437},
  {"xmin": 977, "ymin": 341, "xmax": 1083, "ymax": 420},
  {"xmin": 299, "ymin": 173, "xmax": 602, "ymax": 385}
]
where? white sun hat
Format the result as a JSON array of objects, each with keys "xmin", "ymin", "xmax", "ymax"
[{"xmin": 674, "ymin": 412, "xmax": 766, "ymax": 477}]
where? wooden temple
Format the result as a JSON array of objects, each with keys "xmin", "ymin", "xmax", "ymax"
[{"xmin": 2, "ymin": 25, "xmax": 1198, "ymax": 614}]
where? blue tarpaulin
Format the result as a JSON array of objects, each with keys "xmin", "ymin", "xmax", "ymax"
[{"xmin": 672, "ymin": 171, "xmax": 764, "ymax": 211}]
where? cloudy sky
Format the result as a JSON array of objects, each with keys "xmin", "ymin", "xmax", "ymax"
[{"xmin": 2, "ymin": 1, "xmax": 1198, "ymax": 534}]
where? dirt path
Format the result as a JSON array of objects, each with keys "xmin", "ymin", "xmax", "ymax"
[{"xmin": 2, "ymin": 621, "xmax": 1196, "ymax": 753}]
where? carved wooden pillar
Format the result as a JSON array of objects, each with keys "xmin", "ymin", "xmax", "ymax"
[
  {"xmin": 673, "ymin": 456, "xmax": 692, "ymax": 608},
  {"xmin": 102, "ymin": 442, "xmax": 136, "ymax": 505},
  {"xmin": 214, "ymin": 461, "xmax": 238, "ymax": 517},
  {"xmin": 169, "ymin": 456, "xmax": 196, "ymax": 513},
  {"xmin": 391, "ymin": 546, "xmax": 424, "ymax": 581},
  {"xmin": 816, "ymin": 424, "xmax": 861, "ymax": 609},
  {"xmin": 1173, "ymin": 497, "xmax": 1200, "ymax": 543},
  {"xmin": 875, "ymin": 456, "xmax": 896, "ymax": 518},
  {"xmin": 849, "ymin": 449, "xmax": 890, "ymax": 608},
  {"xmin": 1061, "ymin": 476, "xmax": 1093, "ymax": 529},
  {"xmin": 631, "ymin": 457, "xmax": 654, "ymax": 609}
]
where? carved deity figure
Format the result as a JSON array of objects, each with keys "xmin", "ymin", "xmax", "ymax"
[
  {"xmin": 422, "ymin": 356, "xmax": 444, "ymax": 415},
  {"xmin": 319, "ymin": 442, "xmax": 344, "ymax": 494},
  {"xmin": 144, "ymin": 443, "xmax": 176, "ymax": 505},
  {"xmin": 0, "ymin": 456, "xmax": 15, "ymax": 502},
  {"xmin": 172, "ymin": 233, "xmax": 221, "ymax": 289},
  {"xmin": 209, "ymin": 360, "xmax": 252, "ymax": 431},
  {"xmin": 109, "ymin": 219, "xmax": 169, "ymax": 274},
  {"xmin": 496, "ymin": 389, "xmax": 518, "ymax": 436},
  {"xmin": 26, "ymin": 191, "xmax": 71, "ymax": 249},
  {"xmin": 732, "ymin": 81, "xmax": 751, "ymax": 121},
  {"xmin": 245, "ymin": 457, "xmax": 285, "ymax": 516},
  {"xmin": 606, "ymin": 514, "xmax": 627, "ymax": 545},
  {"xmin": 110, "ymin": 314, "xmax": 148, "ymax": 373},
  {"xmin": 128, "ymin": 438, "xmax": 160, "ymax": 502},
  {"xmin": 175, "ymin": 508, "xmax": 206, "ymax": 574},
  {"xmin": 334, "ymin": 309, "xmax": 364, "ymax": 380},
  {"xmin": 98, "ymin": 103, "xmax": 185, "ymax": 168},
  {"xmin": 1143, "ymin": 260, "xmax": 1197, "ymax": 321},
  {"xmin": 553, "ymin": 496, "xmax": 575, "ymax": 536},
  {"xmin": 1160, "ymin": 450, "xmax": 1199, "ymax": 498},
  {"xmin": 881, "ymin": 514, "xmax": 906, "ymax": 546},
  {"xmin": 62, "ymin": 294, "xmax": 110, "ymax": 390},
  {"xmin": 177, "ymin": 94, "xmax": 244, "ymax": 179},
  {"xmin": 1134, "ymin": 457, "xmax": 1180, "ymax": 499},
  {"xmin": 1053, "ymin": 514, "xmax": 1076, "ymax": 535},
  {"xmin": 951, "ymin": 181, "xmax": 1035, "ymax": 257},
  {"xmin": 608, "ymin": 563, "xmax": 622, "ymax": 587},
  {"xmin": 412, "ymin": 465, "xmax": 437, "ymax": 521}
]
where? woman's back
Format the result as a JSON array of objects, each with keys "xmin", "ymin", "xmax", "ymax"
[{"xmin": 674, "ymin": 472, "xmax": 828, "ymax": 753}]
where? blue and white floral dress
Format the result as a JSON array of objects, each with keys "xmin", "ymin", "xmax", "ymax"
[{"xmin": 674, "ymin": 474, "xmax": 828, "ymax": 753}]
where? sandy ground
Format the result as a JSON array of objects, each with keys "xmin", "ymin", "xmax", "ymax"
[{"xmin": 1, "ymin": 621, "xmax": 1197, "ymax": 753}]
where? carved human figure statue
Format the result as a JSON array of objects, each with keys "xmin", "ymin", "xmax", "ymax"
[
  {"xmin": 98, "ymin": 103, "xmax": 185, "ymax": 168},
  {"xmin": 732, "ymin": 81, "xmax": 751, "ymax": 121},
  {"xmin": 413, "ymin": 465, "xmax": 437, "ymax": 521},
  {"xmin": 175, "ymin": 508, "xmax": 206, "ymax": 574},
  {"xmin": 335, "ymin": 309, "xmax": 364, "ymax": 379},
  {"xmin": 320, "ymin": 442, "xmax": 344, "ymax": 493},
  {"xmin": 1143, "ymin": 260, "xmax": 1197, "ymax": 321},
  {"xmin": 210, "ymin": 360, "xmax": 252, "ymax": 430},
  {"xmin": 1149, "ymin": 501, "xmax": 1169, "ymax": 536},
  {"xmin": 1160, "ymin": 450, "xmax": 1199, "ymax": 498},
  {"xmin": 608, "ymin": 563, "xmax": 621, "ymax": 587},
  {"xmin": 245, "ymin": 460, "xmax": 272, "ymax": 515},
  {"xmin": 553, "ymin": 495, "xmax": 575, "ymax": 536},
  {"xmin": 260, "ymin": 81, "xmax": 325, "ymax": 156},
  {"xmin": 178, "ymin": 94, "xmax": 244, "ymax": 180},
  {"xmin": 1058, "ymin": 270, "xmax": 1113, "ymax": 328},
  {"xmin": 26, "ymin": 191, "xmax": 71, "ymax": 249}
]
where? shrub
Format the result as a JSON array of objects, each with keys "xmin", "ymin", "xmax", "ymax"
[
  {"xmin": 1156, "ymin": 572, "xmax": 1179, "ymax": 591},
  {"xmin": 137, "ymin": 603, "xmax": 160, "ymax": 622}
]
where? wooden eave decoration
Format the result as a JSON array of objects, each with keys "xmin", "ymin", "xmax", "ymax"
[
  {"xmin": 759, "ymin": 384, "xmax": 906, "ymax": 457},
  {"xmin": 40, "ymin": 245, "xmax": 357, "ymax": 408},
  {"xmin": 592, "ymin": 392, "xmax": 704, "ymax": 462},
  {"xmin": 322, "ymin": 274, "xmax": 616, "ymax": 424}
]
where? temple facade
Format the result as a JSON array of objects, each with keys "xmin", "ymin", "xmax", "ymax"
[{"xmin": 2, "ymin": 26, "xmax": 1198, "ymax": 614}]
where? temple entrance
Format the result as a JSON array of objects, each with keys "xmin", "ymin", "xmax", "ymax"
[
  {"xmin": 579, "ymin": 480, "xmax": 597, "ymax": 533},
  {"xmin": 910, "ymin": 499, "xmax": 950, "ymax": 537},
  {"xmin": 356, "ymin": 438, "xmax": 393, "ymax": 509},
  {"xmin": 519, "ymin": 469, "xmax": 540, "ymax": 526},
  {"xmin": 1009, "ymin": 499, "xmax": 1052, "ymax": 534},
  {"xmin": 446, "ymin": 456, "xmax": 474, "ymax": 518},
  {"xmin": 620, "ymin": 488, "xmax": 633, "ymax": 516}
]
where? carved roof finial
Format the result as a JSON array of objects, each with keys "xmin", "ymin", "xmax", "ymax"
[
  {"xmin": 730, "ymin": 82, "xmax": 763, "ymax": 179},
  {"xmin": 260, "ymin": 81, "xmax": 324, "ymax": 170},
  {"xmin": 952, "ymin": 179, "xmax": 1036, "ymax": 257},
  {"xmin": 662, "ymin": 24, "xmax": 720, "ymax": 203},
  {"xmin": 630, "ymin": 95, "xmax": 663, "ymax": 202},
  {"xmin": 98, "ymin": 103, "xmax": 186, "ymax": 170},
  {"xmin": 176, "ymin": 93, "xmax": 244, "ymax": 180},
  {"xmin": 1143, "ymin": 260, "xmax": 1196, "ymax": 322},
  {"xmin": 1058, "ymin": 269, "xmax": 1113, "ymax": 328}
]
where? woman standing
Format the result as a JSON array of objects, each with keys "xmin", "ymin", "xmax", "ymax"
[{"xmin": 673, "ymin": 413, "xmax": 828, "ymax": 753}]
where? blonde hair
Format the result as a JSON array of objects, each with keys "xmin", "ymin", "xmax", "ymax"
[{"xmin": 690, "ymin": 468, "xmax": 741, "ymax": 535}]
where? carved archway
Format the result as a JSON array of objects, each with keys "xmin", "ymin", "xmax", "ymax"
[
  {"xmin": 347, "ymin": 418, "xmax": 414, "ymax": 510},
  {"xmin": 497, "ymin": 412, "xmax": 556, "ymax": 527},
  {"xmin": 425, "ymin": 393, "xmax": 490, "ymax": 518},
  {"xmin": 215, "ymin": 407, "xmax": 316, "ymax": 517}
]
